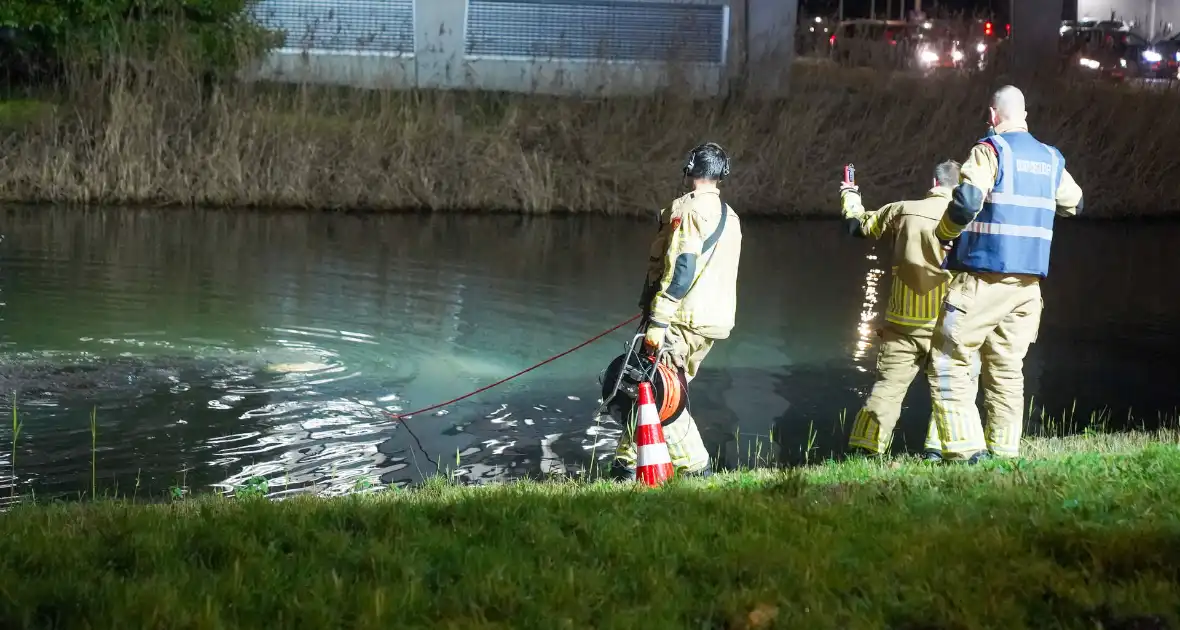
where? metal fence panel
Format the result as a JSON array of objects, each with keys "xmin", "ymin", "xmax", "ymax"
[
  {"xmin": 465, "ymin": 0, "xmax": 727, "ymax": 62},
  {"xmin": 249, "ymin": 0, "xmax": 416, "ymax": 54}
]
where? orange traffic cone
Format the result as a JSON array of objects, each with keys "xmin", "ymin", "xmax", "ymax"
[{"xmin": 635, "ymin": 381, "xmax": 674, "ymax": 486}]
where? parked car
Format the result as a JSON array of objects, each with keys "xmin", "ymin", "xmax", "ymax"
[
  {"xmin": 978, "ymin": 19, "xmax": 1012, "ymax": 66},
  {"xmin": 828, "ymin": 19, "xmax": 912, "ymax": 69},
  {"xmin": 906, "ymin": 19, "xmax": 1006, "ymax": 73},
  {"xmin": 1065, "ymin": 18, "xmax": 1135, "ymax": 31},
  {"xmin": 1150, "ymin": 31, "xmax": 1180, "ymax": 79},
  {"xmin": 828, "ymin": 18, "xmax": 1011, "ymax": 75},
  {"xmin": 1060, "ymin": 25, "xmax": 1162, "ymax": 81}
]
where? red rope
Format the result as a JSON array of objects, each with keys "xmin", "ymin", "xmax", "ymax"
[{"xmin": 389, "ymin": 313, "xmax": 643, "ymax": 420}]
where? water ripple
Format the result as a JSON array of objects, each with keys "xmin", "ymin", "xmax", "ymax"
[{"xmin": 0, "ymin": 208, "xmax": 1178, "ymax": 503}]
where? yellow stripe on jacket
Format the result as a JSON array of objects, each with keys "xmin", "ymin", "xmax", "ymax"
[{"xmin": 842, "ymin": 186, "xmax": 955, "ymax": 334}]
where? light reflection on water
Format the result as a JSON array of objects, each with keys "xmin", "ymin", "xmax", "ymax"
[
  {"xmin": 0, "ymin": 207, "xmax": 1176, "ymax": 503},
  {"xmin": 196, "ymin": 327, "xmax": 411, "ymax": 497},
  {"xmin": 853, "ymin": 252, "xmax": 886, "ymax": 372}
]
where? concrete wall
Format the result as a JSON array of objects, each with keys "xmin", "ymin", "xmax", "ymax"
[
  {"xmin": 1012, "ymin": 0, "xmax": 1065, "ymax": 72},
  {"xmin": 243, "ymin": 0, "xmax": 759, "ymax": 97},
  {"xmin": 742, "ymin": 0, "xmax": 799, "ymax": 96}
]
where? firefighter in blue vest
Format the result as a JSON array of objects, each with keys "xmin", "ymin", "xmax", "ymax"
[{"xmin": 927, "ymin": 85, "xmax": 1084, "ymax": 462}]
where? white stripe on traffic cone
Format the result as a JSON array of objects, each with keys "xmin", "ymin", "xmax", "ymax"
[{"xmin": 635, "ymin": 381, "xmax": 674, "ymax": 486}]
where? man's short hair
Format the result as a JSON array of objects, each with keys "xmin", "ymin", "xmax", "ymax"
[
  {"xmin": 933, "ymin": 160, "xmax": 961, "ymax": 188},
  {"xmin": 991, "ymin": 85, "xmax": 1026, "ymax": 121}
]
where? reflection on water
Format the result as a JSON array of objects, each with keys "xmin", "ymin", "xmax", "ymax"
[
  {"xmin": 0, "ymin": 206, "xmax": 1177, "ymax": 502},
  {"xmin": 853, "ymin": 252, "xmax": 886, "ymax": 370}
]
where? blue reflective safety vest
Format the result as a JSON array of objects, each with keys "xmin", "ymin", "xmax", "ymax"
[{"xmin": 947, "ymin": 130, "xmax": 1065, "ymax": 278}]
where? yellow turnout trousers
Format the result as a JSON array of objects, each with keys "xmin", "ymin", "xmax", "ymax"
[
  {"xmin": 849, "ymin": 323, "xmax": 980, "ymax": 455},
  {"xmin": 614, "ymin": 325, "xmax": 713, "ymax": 474},
  {"xmin": 927, "ymin": 272, "xmax": 1044, "ymax": 459}
]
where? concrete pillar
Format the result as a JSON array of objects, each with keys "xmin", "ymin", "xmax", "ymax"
[
  {"xmin": 414, "ymin": 0, "xmax": 467, "ymax": 89},
  {"xmin": 1010, "ymin": 0, "xmax": 1064, "ymax": 75},
  {"xmin": 744, "ymin": 0, "xmax": 798, "ymax": 96}
]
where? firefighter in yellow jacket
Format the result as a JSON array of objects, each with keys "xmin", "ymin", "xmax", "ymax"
[
  {"xmin": 841, "ymin": 160, "xmax": 979, "ymax": 460},
  {"xmin": 612, "ymin": 142, "xmax": 743, "ymax": 478},
  {"xmin": 928, "ymin": 85, "xmax": 1083, "ymax": 462}
]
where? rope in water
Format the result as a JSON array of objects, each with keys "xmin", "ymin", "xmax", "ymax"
[{"xmin": 388, "ymin": 313, "xmax": 643, "ymax": 421}]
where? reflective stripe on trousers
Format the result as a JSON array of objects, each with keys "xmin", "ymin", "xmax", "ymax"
[
  {"xmin": 613, "ymin": 324, "xmax": 713, "ymax": 474},
  {"xmin": 849, "ymin": 323, "xmax": 980, "ymax": 455},
  {"xmin": 926, "ymin": 272, "xmax": 1043, "ymax": 459},
  {"xmin": 614, "ymin": 408, "xmax": 710, "ymax": 473}
]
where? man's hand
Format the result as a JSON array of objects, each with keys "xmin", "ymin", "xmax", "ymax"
[
  {"xmin": 840, "ymin": 163, "xmax": 858, "ymax": 194},
  {"xmin": 643, "ymin": 325, "xmax": 666, "ymax": 356}
]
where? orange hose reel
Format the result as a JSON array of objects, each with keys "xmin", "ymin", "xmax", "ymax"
[
  {"xmin": 653, "ymin": 361, "xmax": 684, "ymax": 422},
  {"xmin": 600, "ymin": 351, "xmax": 688, "ymax": 425}
]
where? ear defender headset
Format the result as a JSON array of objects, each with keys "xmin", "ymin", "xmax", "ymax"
[{"xmin": 682, "ymin": 142, "xmax": 731, "ymax": 181}]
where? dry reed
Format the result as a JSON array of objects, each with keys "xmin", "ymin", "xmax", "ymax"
[{"xmin": 0, "ymin": 44, "xmax": 1176, "ymax": 216}]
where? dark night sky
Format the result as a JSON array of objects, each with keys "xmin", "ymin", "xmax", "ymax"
[{"xmin": 801, "ymin": 0, "xmax": 1017, "ymax": 21}]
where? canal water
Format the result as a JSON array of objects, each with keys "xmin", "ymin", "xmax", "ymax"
[{"xmin": 0, "ymin": 207, "xmax": 1177, "ymax": 501}]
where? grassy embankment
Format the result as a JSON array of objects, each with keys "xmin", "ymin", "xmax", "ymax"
[
  {"xmin": 2, "ymin": 403, "xmax": 1179, "ymax": 628},
  {"xmin": 0, "ymin": 49, "xmax": 1178, "ymax": 217}
]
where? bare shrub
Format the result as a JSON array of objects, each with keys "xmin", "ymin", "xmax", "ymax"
[{"xmin": 0, "ymin": 21, "xmax": 1174, "ymax": 217}]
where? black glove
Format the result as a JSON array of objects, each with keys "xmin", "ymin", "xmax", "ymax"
[{"xmin": 637, "ymin": 280, "xmax": 656, "ymax": 314}]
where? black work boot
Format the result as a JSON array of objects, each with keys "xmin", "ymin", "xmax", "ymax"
[
  {"xmin": 608, "ymin": 458, "xmax": 636, "ymax": 481},
  {"xmin": 683, "ymin": 462, "xmax": 714, "ymax": 478},
  {"xmin": 966, "ymin": 450, "xmax": 992, "ymax": 465},
  {"xmin": 846, "ymin": 446, "xmax": 884, "ymax": 461},
  {"xmin": 923, "ymin": 449, "xmax": 944, "ymax": 463}
]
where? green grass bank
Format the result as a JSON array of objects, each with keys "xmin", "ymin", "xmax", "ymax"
[
  {"xmin": 1, "ymin": 429, "xmax": 1179, "ymax": 629},
  {"xmin": 0, "ymin": 58, "xmax": 1177, "ymax": 217}
]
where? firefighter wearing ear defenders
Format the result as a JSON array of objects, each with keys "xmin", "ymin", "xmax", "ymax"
[{"xmin": 611, "ymin": 142, "xmax": 743, "ymax": 479}]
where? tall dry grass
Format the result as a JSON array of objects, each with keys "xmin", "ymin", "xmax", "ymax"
[{"xmin": 0, "ymin": 42, "xmax": 1176, "ymax": 216}]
